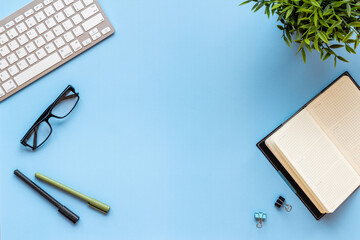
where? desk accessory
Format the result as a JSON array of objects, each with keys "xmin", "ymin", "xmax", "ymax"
[
  {"xmin": 21, "ymin": 85, "xmax": 79, "ymax": 150},
  {"xmin": 240, "ymin": 0, "xmax": 359, "ymax": 66},
  {"xmin": 0, "ymin": 0, "xmax": 115, "ymax": 101},
  {"xmin": 275, "ymin": 196, "xmax": 292, "ymax": 212},
  {"xmin": 35, "ymin": 172, "xmax": 110, "ymax": 214},
  {"xmin": 14, "ymin": 169, "xmax": 79, "ymax": 224},
  {"xmin": 254, "ymin": 212, "xmax": 266, "ymax": 228},
  {"xmin": 257, "ymin": 72, "xmax": 360, "ymax": 220}
]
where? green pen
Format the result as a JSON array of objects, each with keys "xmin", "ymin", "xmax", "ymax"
[{"xmin": 35, "ymin": 172, "xmax": 110, "ymax": 214}]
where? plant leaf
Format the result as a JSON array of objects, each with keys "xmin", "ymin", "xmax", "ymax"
[
  {"xmin": 347, "ymin": 3, "xmax": 351, "ymax": 17},
  {"xmin": 318, "ymin": 31, "xmax": 330, "ymax": 44},
  {"xmin": 343, "ymin": 31, "xmax": 353, "ymax": 43},
  {"xmin": 323, "ymin": 52, "xmax": 331, "ymax": 61},
  {"xmin": 286, "ymin": 7, "xmax": 293, "ymax": 19},
  {"xmin": 337, "ymin": 56, "xmax": 349, "ymax": 62},
  {"xmin": 349, "ymin": 22, "xmax": 360, "ymax": 27},
  {"xmin": 330, "ymin": 44, "xmax": 344, "ymax": 49},
  {"xmin": 239, "ymin": 0, "xmax": 252, "ymax": 6},
  {"xmin": 310, "ymin": 0, "xmax": 321, "ymax": 8},
  {"xmin": 301, "ymin": 48, "xmax": 306, "ymax": 63},
  {"xmin": 271, "ymin": 3, "xmax": 282, "ymax": 10},
  {"xmin": 345, "ymin": 44, "xmax": 356, "ymax": 54}
]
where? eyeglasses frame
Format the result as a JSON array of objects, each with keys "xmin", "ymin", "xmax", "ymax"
[{"xmin": 20, "ymin": 85, "xmax": 80, "ymax": 150}]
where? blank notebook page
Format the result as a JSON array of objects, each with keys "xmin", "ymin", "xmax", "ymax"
[
  {"xmin": 307, "ymin": 76, "xmax": 360, "ymax": 174},
  {"xmin": 273, "ymin": 110, "xmax": 360, "ymax": 212}
]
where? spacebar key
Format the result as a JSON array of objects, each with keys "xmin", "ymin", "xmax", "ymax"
[{"xmin": 14, "ymin": 52, "xmax": 61, "ymax": 86}]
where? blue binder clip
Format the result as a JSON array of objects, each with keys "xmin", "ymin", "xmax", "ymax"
[
  {"xmin": 254, "ymin": 211, "xmax": 267, "ymax": 228},
  {"xmin": 275, "ymin": 196, "xmax": 292, "ymax": 212}
]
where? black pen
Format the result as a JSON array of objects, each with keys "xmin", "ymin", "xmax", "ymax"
[{"xmin": 14, "ymin": 169, "xmax": 79, "ymax": 224}]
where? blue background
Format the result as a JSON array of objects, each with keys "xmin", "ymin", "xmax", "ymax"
[{"xmin": 1, "ymin": 0, "xmax": 360, "ymax": 239}]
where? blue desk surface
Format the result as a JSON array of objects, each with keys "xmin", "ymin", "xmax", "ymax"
[{"xmin": 1, "ymin": 0, "xmax": 360, "ymax": 239}]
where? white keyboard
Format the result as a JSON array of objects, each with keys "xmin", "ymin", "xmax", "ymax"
[{"xmin": 0, "ymin": 0, "xmax": 114, "ymax": 101}]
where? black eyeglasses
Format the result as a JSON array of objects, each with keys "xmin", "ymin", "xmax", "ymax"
[{"xmin": 21, "ymin": 85, "xmax": 80, "ymax": 150}]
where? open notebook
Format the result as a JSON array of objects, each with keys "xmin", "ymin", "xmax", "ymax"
[{"xmin": 257, "ymin": 72, "xmax": 360, "ymax": 219}]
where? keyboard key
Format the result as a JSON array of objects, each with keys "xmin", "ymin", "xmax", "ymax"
[
  {"xmin": 5, "ymin": 21, "xmax": 15, "ymax": 29},
  {"xmin": 72, "ymin": 26, "xmax": 84, "ymax": 37},
  {"xmin": 17, "ymin": 34, "xmax": 29, "ymax": 45},
  {"xmin": 82, "ymin": 13, "xmax": 104, "ymax": 31},
  {"xmin": 15, "ymin": 52, "xmax": 61, "ymax": 86},
  {"xmin": 101, "ymin": 27, "xmax": 111, "ymax": 35},
  {"xmin": 0, "ymin": 59, "xmax": 9, "ymax": 70},
  {"xmin": 0, "ymin": 87, "xmax": 5, "ymax": 97},
  {"xmin": 45, "ymin": 42, "xmax": 56, "ymax": 53},
  {"xmin": 35, "ymin": 11, "xmax": 46, "ymax": 22},
  {"xmin": 64, "ymin": 6, "xmax": 75, "ymax": 17},
  {"xmin": 70, "ymin": 39, "xmax": 82, "ymax": 52},
  {"xmin": 45, "ymin": 17, "xmax": 56, "ymax": 28},
  {"xmin": 35, "ymin": 36, "xmax": 46, "ymax": 47},
  {"xmin": 44, "ymin": 5, "xmax": 56, "ymax": 16},
  {"xmin": 59, "ymin": 45, "xmax": 73, "ymax": 58},
  {"xmin": 73, "ymin": 1, "xmax": 84, "ymax": 11},
  {"xmin": 53, "ymin": 25, "xmax": 65, "ymax": 36},
  {"xmin": 25, "ymin": 42, "xmax": 37, "ymax": 53},
  {"xmin": 81, "ymin": 4, "xmax": 99, "ymax": 19},
  {"xmin": 91, "ymin": 32, "xmax": 101, "ymax": 41},
  {"xmin": 7, "ymin": 53, "xmax": 18, "ymax": 64},
  {"xmin": 0, "ymin": 70, "xmax": 10, "ymax": 81},
  {"xmin": 55, "ymin": 12, "xmax": 66, "ymax": 23},
  {"xmin": 26, "ymin": 54, "xmax": 38, "ymax": 65},
  {"xmin": 7, "ymin": 28, "xmax": 19, "ymax": 39},
  {"xmin": 8, "ymin": 40, "xmax": 20, "ymax": 51},
  {"xmin": 26, "ymin": 29, "xmax": 38, "ymax": 40},
  {"xmin": 89, "ymin": 27, "xmax": 98, "ymax": 36},
  {"xmin": 26, "ymin": 17, "xmax": 37, "ymax": 28},
  {"xmin": 0, "ymin": 27, "xmax": 5, "ymax": 33},
  {"xmin": 36, "ymin": 48, "xmax": 47, "ymax": 59},
  {"xmin": 44, "ymin": 0, "xmax": 54, "ymax": 5},
  {"xmin": 24, "ymin": 9, "xmax": 34, "ymax": 17},
  {"xmin": 15, "ymin": 15, "xmax": 25, "ymax": 23},
  {"xmin": 81, "ymin": 38, "xmax": 91, "ymax": 46},
  {"xmin": 16, "ymin": 47, "xmax": 27, "ymax": 58},
  {"xmin": 16, "ymin": 22, "xmax": 28, "ymax": 33},
  {"xmin": 83, "ymin": 0, "xmax": 93, "ymax": 6},
  {"xmin": 54, "ymin": 37, "xmax": 65, "ymax": 47},
  {"xmin": 36, "ymin": 23, "xmax": 47, "ymax": 34},
  {"xmin": 8, "ymin": 65, "xmax": 19, "ymax": 76},
  {"xmin": 0, "ymin": 46, "xmax": 10, "ymax": 57},
  {"xmin": 44, "ymin": 30, "xmax": 55, "ymax": 42},
  {"xmin": 63, "ymin": 19, "xmax": 73, "ymax": 31},
  {"xmin": 63, "ymin": 31, "xmax": 74, "ymax": 42},
  {"xmin": 72, "ymin": 14, "xmax": 83, "ymax": 25},
  {"xmin": 2, "ymin": 79, "xmax": 16, "ymax": 93},
  {"xmin": 54, "ymin": 0, "xmax": 65, "ymax": 11},
  {"xmin": 0, "ymin": 34, "xmax": 9, "ymax": 44},
  {"xmin": 34, "ymin": 3, "xmax": 44, "ymax": 11},
  {"xmin": 17, "ymin": 59, "xmax": 29, "ymax": 70},
  {"xmin": 64, "ymin": 0, "xmax": 74, "ymax": 5}
]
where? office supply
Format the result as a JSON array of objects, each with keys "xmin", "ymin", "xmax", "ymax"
[
  {"xmin": 257, "ymin": 72, "xmax": 360, "ymax": 220},
  {"xmin": 35, "ymin": 172, "xmax": 110, "ymax": 214},
  {"xmin": 14, "ymin": 169, "xmax": 79, "ymax": 224},
  {"xmin": 0, "ymin": 0, "xmax": 114, "ymax": 101},
  {"xmin": 254, "ymin": 212, "xmax": 266, "ymax": 228},
  {"xmin": 21, "ymin": 85, "xmax": 79, "ymax": 150},
  {"xmin": 275, "ymin": 196, "xmax": 292, "ymax": 212}
]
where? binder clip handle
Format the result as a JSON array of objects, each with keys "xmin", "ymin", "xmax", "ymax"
[
  {"xmin": 254, "ymin": 212, "xmax": 267, "ymax": 228},
  {"xmin": 275, "ymin": 196, "xmax": 292, "ymax": 212}
]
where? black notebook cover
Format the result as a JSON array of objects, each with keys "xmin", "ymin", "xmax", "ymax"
[{"xmin": 257, "ymin": 71, "xmax": 360, "ymax": 220}]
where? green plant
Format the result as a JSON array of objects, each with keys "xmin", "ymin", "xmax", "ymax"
[{"xmin": 240, "ymin": 0, "xmax": 360, "ymax": 66}]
